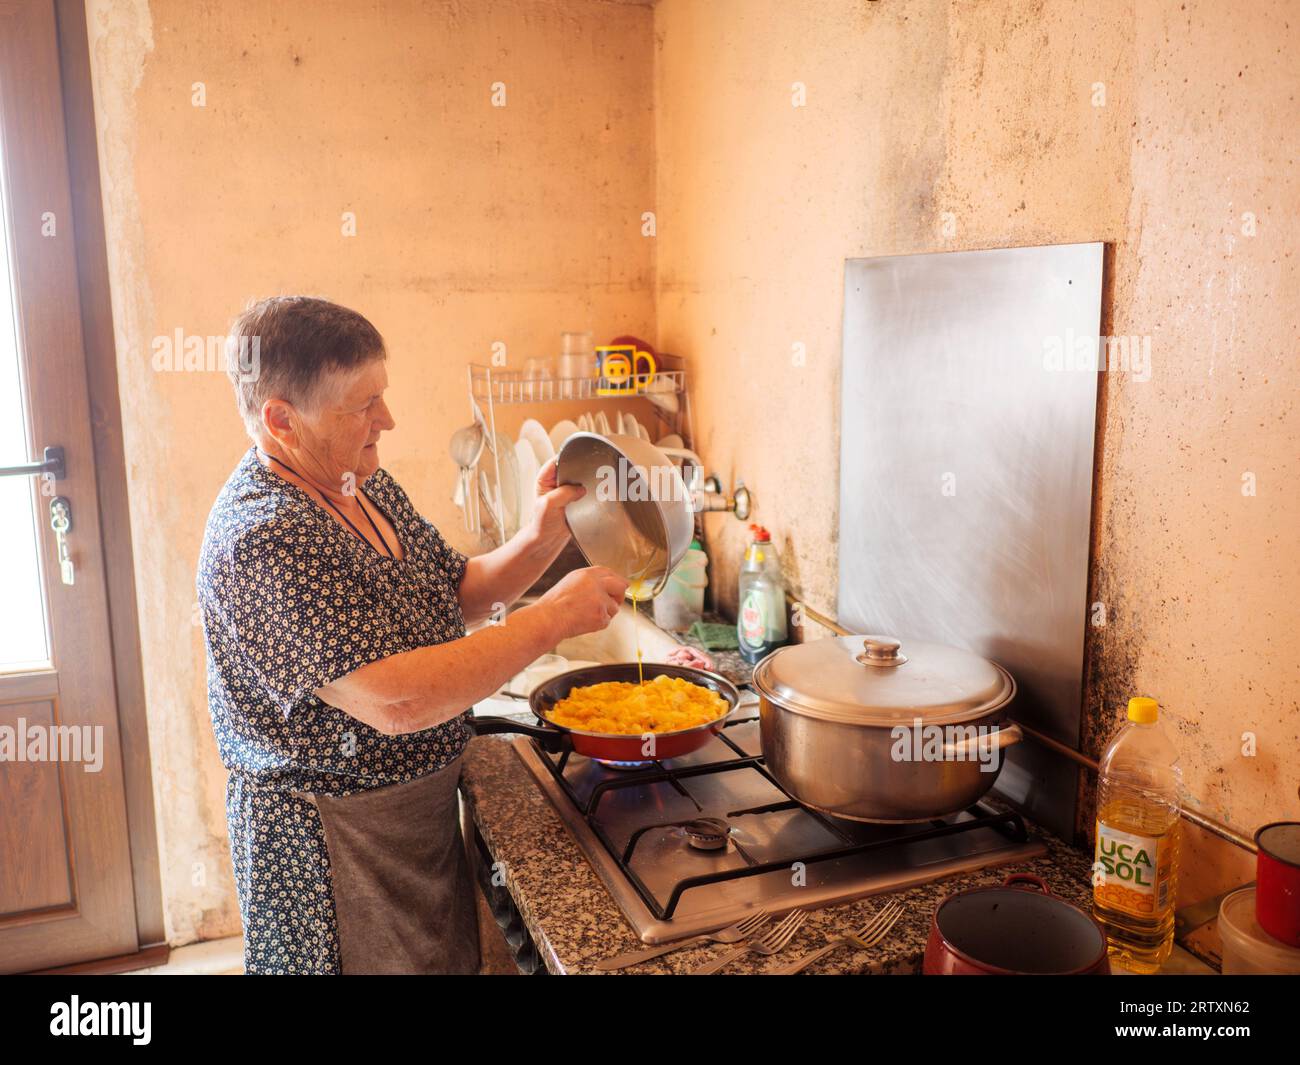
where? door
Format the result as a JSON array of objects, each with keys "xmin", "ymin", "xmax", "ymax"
[{"xmin": 0, "ymin": 0, "xmax": 139, "ymax": 971}]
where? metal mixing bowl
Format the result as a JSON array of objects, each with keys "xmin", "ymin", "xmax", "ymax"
[{"xmin": 556, "ymin": 432, "xmax": 694, "ymax": 597}]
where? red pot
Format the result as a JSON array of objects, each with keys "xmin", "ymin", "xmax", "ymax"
[
  {"xmin": 1255, "ymin": 822, "xmax": 1300, "ymax": 947},
  {"xmin": 924, "ymin": 873, "xmax": 1111, "ymax": 975}
]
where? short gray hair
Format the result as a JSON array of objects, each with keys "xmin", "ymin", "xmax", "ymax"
[{"xmin": 225, "ymin": 296, "xmax": 385, "ymax": 439}]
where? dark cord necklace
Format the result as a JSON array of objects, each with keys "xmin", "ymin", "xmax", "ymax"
[{"xmin": 258, "ymin": 450, "xmax": 396, "ymax": 559}]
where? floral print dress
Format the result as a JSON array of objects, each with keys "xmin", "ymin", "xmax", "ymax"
[{"xmin": 197, "ymin": 448, "xmax": 471, "ymax": 974}]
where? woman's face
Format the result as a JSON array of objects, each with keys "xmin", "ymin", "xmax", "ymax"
[{"xmin": 293, "ymin": 358, "xmax": 396, "ymax": 484}]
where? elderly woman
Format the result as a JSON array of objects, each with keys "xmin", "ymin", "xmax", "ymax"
[{"xmin": 197, "ymin": 296, "xmax": 633, "ymax": 975}]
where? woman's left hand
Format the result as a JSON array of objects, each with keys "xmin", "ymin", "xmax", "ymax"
[{"xmin": 531, "ymin": 456, "xmax": 584, "ymax": 547}]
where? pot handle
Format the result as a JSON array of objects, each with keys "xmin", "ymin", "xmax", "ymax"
[
  {"xmin": 470, "ymin": 715, "xmax": 571, "ymax": 754},
  {"xmin": 941, "ymin": 722, "xmax": 1023, "ymax": 758},
  {"xmin": 1003, "ymin": 873, "xmax": 1053, "ymax": 895}
]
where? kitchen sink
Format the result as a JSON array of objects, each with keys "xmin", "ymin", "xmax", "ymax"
[{"xmin": 553, "ymin": 601, "xmax": 681, "ymax": 664}]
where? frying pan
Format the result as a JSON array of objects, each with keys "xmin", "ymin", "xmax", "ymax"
[{"xmin": 472, "ymin": 662, "xmax": 742, "ymax": 762}]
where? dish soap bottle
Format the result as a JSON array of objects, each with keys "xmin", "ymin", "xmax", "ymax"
[
  {"xmin": 1091, "ymin": 696, "xmax": 1182, "ymax": 973},
  {"xmin": 737, "ymin": 525, "xmax": 787, "ymax": 664}
]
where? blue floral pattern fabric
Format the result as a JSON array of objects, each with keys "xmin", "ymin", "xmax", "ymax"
[{"xmin": 197, "ymin": 447, "xmax": 471, "ymax": 974}]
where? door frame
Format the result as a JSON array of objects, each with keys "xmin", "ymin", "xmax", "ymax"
[{"xmin": 52, "ymin": 0, "xmax": 165, "ymax": 960}]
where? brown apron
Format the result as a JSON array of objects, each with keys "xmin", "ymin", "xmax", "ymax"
[{"xmin": 296, "ymin": 755, "xmax": 480, "ymax": 974}]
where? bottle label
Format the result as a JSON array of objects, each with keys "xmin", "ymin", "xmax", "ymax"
[
  {"xmin": 1092, "ymin": 821, "xmax": 1172, "ymax": 915},
  {"xmin": 739, "ymin": 588, "xmax": 766, "ymax": 648}
]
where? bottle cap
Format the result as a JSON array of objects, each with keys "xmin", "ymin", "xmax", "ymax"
[{"xmin": 1127, "ymin": 697, "xmax": 1158, "ymax": 724}]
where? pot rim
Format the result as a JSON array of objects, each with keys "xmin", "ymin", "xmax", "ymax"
[
  {"xmin": 930, "ymin": 882, "xmax": 1109, "ymax": 976},
  {"xmin": 1256, "ymin": 821, "xmax": 1300, "ymax": 869}
]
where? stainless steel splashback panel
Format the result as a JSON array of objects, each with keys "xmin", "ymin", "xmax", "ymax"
[{"xmin": 837, "ymin": 243, "xmax": 1104, "ymax": 840}]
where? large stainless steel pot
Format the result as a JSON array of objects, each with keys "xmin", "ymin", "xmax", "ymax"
[{"xmin": 752, "ymin": 635, "xmax": 1022, "ymax": 823}]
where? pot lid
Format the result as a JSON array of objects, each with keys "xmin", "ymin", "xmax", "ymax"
[{"xmin": 751, "ymin": 635, "xmax": 1015, "ymax": 726}]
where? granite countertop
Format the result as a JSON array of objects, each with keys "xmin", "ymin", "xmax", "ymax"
[{"xmin": 461, "ymin": 728, "xmax": 1101, "ymax": 975}]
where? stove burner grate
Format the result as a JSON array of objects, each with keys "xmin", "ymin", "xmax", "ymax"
[{"xmin": 529, "ymin": 710, "xmax": 1033, "ymax": 923}]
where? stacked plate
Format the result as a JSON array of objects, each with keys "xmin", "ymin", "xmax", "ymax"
[
  {"xmin": 458, "ymin": 412, "xmax": 674, "ymax": 539},
  {"xmin": 571, "ymin": 410, "xmax": 653, "ymax": 444}
]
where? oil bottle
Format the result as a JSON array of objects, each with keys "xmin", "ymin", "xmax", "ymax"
[{"xmin": 1091, "ymin": 696, "xmax": 1182, "ymax": 973}]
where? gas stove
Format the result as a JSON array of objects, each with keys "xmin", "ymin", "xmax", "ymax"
[{"xmin": 512, "ymin": 708, "xmax": 1046, "ymax": 944}]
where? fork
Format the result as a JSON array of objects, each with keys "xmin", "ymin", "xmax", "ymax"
[
  {"xmin": 593, "ymin": 910, "xmax": 772, "ymax": 971},
  {"xmin": 768, "ymin": 900, "xmax": 905, "ymax": 975},
  {"xmin": 688, "ymin": 910, "xmax": 808, "ymax": 975}
]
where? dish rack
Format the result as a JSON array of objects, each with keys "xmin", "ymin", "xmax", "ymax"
[{"xmin": 465, "ymin": 359, "xmax": 696, "ymax": 547}]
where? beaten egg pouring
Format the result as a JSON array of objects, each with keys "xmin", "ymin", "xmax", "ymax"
[{"xmin": 628, "ymin": 569, "xmax": 651, "ymax": 685}]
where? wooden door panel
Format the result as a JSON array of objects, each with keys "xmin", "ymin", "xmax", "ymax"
[
  {"xmin": 0, "ymin": 699, "xmax": 75, "ymax": 916},
  {"xmin": 0, "ymin": 0, "xmax": 140, "ymax": 971}
]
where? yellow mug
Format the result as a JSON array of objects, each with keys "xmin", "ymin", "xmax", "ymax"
[{"xmin": 595, "ymin": 345, "xmax": 656, "ymax": 394}]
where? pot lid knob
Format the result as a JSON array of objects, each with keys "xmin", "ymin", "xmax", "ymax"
[{"xmin": 856, "ymin": 636, "xmax": 908, "ymax": 668}]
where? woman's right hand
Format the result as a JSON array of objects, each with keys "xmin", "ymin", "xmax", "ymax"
[{"xmin": 537, "ymin": 566, "xmax": 628, "ymax": 640}]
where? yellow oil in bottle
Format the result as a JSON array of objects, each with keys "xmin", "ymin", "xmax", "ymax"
[
  {"xmin": 1093, "ymin": 800, "xmax": 1180, "ymax": 972},
  {"xmin": 1091, "ymin": 697, "xmax": 1182, "ymax": 974}
]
